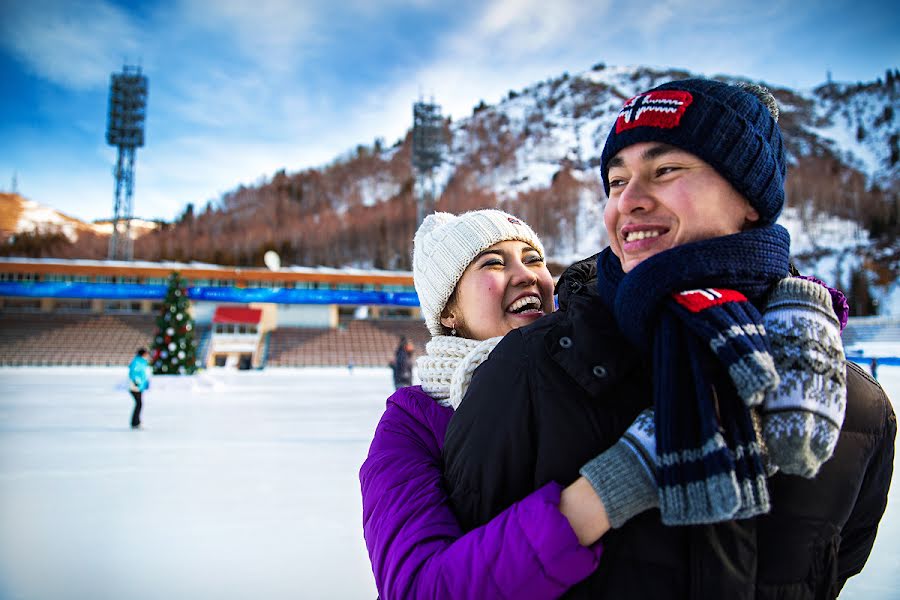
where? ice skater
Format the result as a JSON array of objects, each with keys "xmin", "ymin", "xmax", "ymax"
[{"xmin": 128, "ymin": 348, "xmax": 151, "ymax": 429}]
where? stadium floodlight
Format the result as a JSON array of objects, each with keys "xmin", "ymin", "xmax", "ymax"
[
  {"xmin": 411, "ymin": 100, "xmax": 444, "ymax": 227},
  {"xmin": 106, "ymin": 65, "xmax": 148, "ymax": 261}
]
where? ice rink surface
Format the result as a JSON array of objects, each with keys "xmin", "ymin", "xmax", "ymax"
[{"xmin": 0, "ymin": 365, "xmax": 897, "ymax": 599}]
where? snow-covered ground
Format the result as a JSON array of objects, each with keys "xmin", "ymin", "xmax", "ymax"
[{"xmin": 0, "ymin": 366, "xmax": 897, "ymax": 599}]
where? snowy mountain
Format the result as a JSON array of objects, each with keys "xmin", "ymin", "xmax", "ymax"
[
  {"xmin": 441, "ymin": 64, "xmax": 897, "ymax": 254},
  {"xmin": 0, "ymin": 193, "xmax": 98, "ymax": 241},
  {"xmin": 0, "ymin": 193, "xmax": 159, "ymax": 242},
  {"xmin": 7, "ymin": 64, "xmax": 899, "ymax": 313},
  {"xmin": 427, "ymin": 64, "xmax": 898, "ymax": 313}
]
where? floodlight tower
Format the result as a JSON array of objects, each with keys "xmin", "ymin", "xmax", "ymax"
[
  {"xmin": 106, "ymin": 65, "xmax": 148, "ymax": 261},
  {"xmin": 411, "ymin": 100, "xmax": 444, "ymax": 227}
]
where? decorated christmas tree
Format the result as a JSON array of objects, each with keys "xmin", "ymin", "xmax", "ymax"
[{"xmin": 151, "ymin": 271, "xmax": 199, "ymax": 375}]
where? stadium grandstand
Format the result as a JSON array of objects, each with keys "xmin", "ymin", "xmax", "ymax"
[
  {"xmin": 2, "ymin": 257, "xmax": 898, "ymax": 369},
  {"xmin": 0, "ymin": 257, "xmax": 429, "ymax": 368}
]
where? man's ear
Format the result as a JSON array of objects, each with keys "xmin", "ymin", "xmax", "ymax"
[{"xmin": 745, "ymin": 205, "xmax": 760, "ymax": 225}]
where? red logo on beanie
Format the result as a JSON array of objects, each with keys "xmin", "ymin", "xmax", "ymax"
[
  {"xmin": 615, "ymin": 91, "xmax": 693, "ymax": 133},
  {"xmin": 673, "ymin": 288, "xmax": 747, "ymax": 312}
]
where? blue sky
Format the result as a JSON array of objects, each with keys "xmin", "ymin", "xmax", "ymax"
[{"xmin": 1, "ymin": 0, "xmax": 897, "ymax": 224}]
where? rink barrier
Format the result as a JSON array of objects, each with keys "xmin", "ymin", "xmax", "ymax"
[
  {"xmin": 0, "ymin": 282, "xmax": 420, "ymax": 306},
  {"xmin": 848, "ymin": 356, "xmax": 900, "ymax": 367}
]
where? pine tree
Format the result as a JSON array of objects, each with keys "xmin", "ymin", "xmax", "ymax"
[{"xmin": 151, "ymin": 271, "xmax": 199, "ymax": 374}]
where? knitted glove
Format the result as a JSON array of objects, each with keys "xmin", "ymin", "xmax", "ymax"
[
  {"xmin": 671, "ymin": 288, "xmax": 780, "ymax": 407},
  {"xmin": 761, "ymin": 278, "xmax": 847, "ymax": 478},
  {"xmin": 579, "ymin": 409, "xmax": 658, "ymax": 528}
]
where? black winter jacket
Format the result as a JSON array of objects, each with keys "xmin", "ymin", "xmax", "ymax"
[{"xmin": 444, "ymin": 257, "xmax": 895, "ymax": 600}]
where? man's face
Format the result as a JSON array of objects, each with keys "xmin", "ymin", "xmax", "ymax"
[{"xmin": 604, "ymin": 142, "xmax": 759, "ymax": 272}]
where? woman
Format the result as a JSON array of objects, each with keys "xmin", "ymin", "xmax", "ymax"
[{"xmin": 360, "ymin": 210, "xmax": 657, "ymax": 599}]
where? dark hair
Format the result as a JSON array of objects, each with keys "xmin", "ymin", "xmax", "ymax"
[{"xmin": 136, "ymin": 348, "xmax": 148, "ymax": 356}]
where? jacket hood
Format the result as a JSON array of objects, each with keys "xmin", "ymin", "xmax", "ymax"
[{"xmin": 556, "ymin": 253, "xmax": 599, "ymax": 310}]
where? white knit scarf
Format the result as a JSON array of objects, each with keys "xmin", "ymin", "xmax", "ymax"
[{"xmin": 416, "ymin": 335, "xmax": 503, "ymax": 410}]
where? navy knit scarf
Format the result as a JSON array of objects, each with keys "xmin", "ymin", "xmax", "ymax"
[{"xmin": 597, "ymin": 225, "xmax": 791, "ymax": 525}]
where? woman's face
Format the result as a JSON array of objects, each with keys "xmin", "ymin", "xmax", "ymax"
[{"xmin": 441, "ymin": 240, "xmax": 555, "ymax": 341}]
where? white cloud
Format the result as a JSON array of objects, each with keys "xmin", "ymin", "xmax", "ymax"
[
  {"xmin": 464, "ymin": 0, "xmax": 610, "ymax": 60},
  {"xmin": 174, "ymin": 0, "xmax": 322, "ymax": 76},
  {"xmin": 0, "ymin": 0, "xmax": 143, "ymax": 90},
  {"xmin": 365, "ymin": 0, "xmax": 613, "ymax": 125}
]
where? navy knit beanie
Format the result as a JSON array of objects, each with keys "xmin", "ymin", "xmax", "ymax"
[{"xmin": 600, "ymin": 79, "xmax": 786, "ymax": 225}]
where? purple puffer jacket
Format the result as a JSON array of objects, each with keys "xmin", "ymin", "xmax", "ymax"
[{"xmin": 360, "ymin": 386, "xmax": 602, "ymax": 599}]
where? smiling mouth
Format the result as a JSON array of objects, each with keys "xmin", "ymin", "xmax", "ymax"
[
  {"xmin": 623, "ymin": 229, "xmax": 664, "ymax": 243},
  {"xmin": 507, "ymin": 296, "xmax": 542, "ymax": 314}
]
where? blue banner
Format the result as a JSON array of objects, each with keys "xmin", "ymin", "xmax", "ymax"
[{"xmin": 0, "ymin": 281, "xmax": 420, "ymax": 307}]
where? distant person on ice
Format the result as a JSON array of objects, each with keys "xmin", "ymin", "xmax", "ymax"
[
  {"xmin": 389, "ymin": 336, "xmax": 414, "ymax": 390},
  {"xmin": 128, "ymin": 348, "xmax": 151, "ymax": 429}
]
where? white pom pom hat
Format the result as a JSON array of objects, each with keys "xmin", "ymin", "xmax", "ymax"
[{"xmin": 412, "ymin": 210, "xmax": 545, "ymax": 336}]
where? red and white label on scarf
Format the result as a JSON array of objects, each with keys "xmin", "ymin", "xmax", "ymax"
[
  {"xmin": 673, "ymin": 288, "xmax": 747, "ymax": 312},
  {"xmin": 615, "ymin": 90, "xmax": 693, "ymax": 133}
]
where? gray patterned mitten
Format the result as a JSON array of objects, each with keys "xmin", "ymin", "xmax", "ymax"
[
  {"xmin": 579, "ymin": 409, "xmax": 658, "ymax": 528},
  {"xmin": 761, "ymin": 278, "xmax": 847, "ymax": 478}
]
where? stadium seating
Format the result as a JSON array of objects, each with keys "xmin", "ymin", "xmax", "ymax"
[
  {"xmin": 266, "ymin": 319, "xmax": 429, "ymax": 367},
  {"xmin": 842, "ymin": 316, "xmax": 900, "ymax": 348},
  {"xmin": 0, "ymin": 313, "xmax": 157, "ymax": 367},
  {"xmin": 0, "ymin": 312, "xmax": 429, "ymax": 368}
]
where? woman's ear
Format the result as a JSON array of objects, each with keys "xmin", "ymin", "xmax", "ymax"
[
  {"xmin": 440, "ymin": 314, "xmax": 456, "ymax": 330},
  {"xmin": 439, "ymin": 303, "xmax": 456, "ymax": 331}
]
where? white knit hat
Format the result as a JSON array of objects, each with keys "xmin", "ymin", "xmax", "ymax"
[{"xmin": 413, "ymin": 209, "xmax": 545, "ymax": 336}]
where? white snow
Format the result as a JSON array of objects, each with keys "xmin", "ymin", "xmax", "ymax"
[
  {"xmin": 89, "ymin": 218, "xmax": 160, "ymax": 239},
  {"xmin": 0, "ymin": 366, "xmax": 897, "ymax": 599},
  {"xmin": 10, "ymin": 197, "xmax": 161, "ymax": 242},
  {"xmin": 15, "ymin": 197, "xmax": 82, "ymax": 241},
  {"xmin": 780, "ymin": 206, "xmax": 869, "ymax": 257},
  {"xmin": 807, "ymin": 86, "xmax": 897, "ymax": 181},
  {"xmin": 0, "ymin": 367, "xmax": 387, "ymax": 600},
  {"xmin": 356, "ymin": 176, "xmax": 400, "ymax": 208}
]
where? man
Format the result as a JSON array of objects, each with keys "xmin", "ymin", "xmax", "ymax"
[
  {"xmin": 443, "ymin": 79, "xmax": 895, "ymax": 598},
  {"xmin": 128, "ymin": 348, "xmax": 150, "ymax": 429}
]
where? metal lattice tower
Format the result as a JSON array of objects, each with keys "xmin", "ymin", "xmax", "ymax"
[
  {"xmin": 106, "ymin": 65, "xmax": 148, "ymax": 261},
  {"xmin": 412, "ymin": 101, "xmax": 444, "ymax": 227}
]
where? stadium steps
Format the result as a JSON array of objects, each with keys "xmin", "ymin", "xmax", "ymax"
[
  {"xmin": 0, "ymin": 313, "xmax": 430, "ymax": 368},
  {"xmin": 842, "ymin": 317, "xmax": 900, "ymax": 346},
  {"xmin": 267, "ymin": 319, "xmax": 429, "ymax": 367},
  {"xmin": 0, "ymin": 313, "xmax": 156, "ymax": 366}
]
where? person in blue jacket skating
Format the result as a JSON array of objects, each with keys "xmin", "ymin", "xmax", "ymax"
[{"xmin": 128, "ymin": 348, "xmax": 151, "ymax": 429}]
